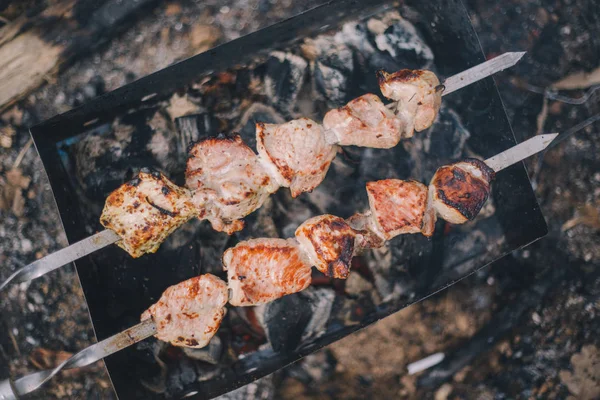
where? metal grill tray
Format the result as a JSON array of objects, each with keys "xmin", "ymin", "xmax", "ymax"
[{"xmin": 31, "ymin": 0, "xmax": 547, "ymax": 398}]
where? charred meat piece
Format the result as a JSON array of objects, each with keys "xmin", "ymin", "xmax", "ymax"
[
  {"xmin": 223, "ymin": 238, "xmax": 312, "ymax": 306},
  {"xmin": 377, "ymin": 69, "xmax": 442, "ymax": 135},
  {"xmin": 186, "ymin": 135, "xmax": 278, "ymax": 234},
  {"xmin": 141, "ymin": 274, "xmax": 228, "ymax": 348},
  {"xmin": 256, "ymin": 118, "xmax": 337, "ymax": 197},
  {"xmin": 295, "ymin": 215, "xmax": 357, "ymax": 279},
  {"xmin": 366, "ymin": 179, "xmax": 430, "ymax": 239},
  {"xmin": 430, "ymin": 159, "xmax": 495, "ymax": 224},
  {"xmin": 100, "ymin": 170, "xmax": 196, "ymax": 257},
  {"xmin": 323, "ymin": 93, "xmax": 406, "ymax": 149}
]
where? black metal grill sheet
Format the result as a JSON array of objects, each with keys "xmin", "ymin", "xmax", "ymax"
[{"xmin": 30, "ymin": 0, "xmax": 547, "ymax": 398}]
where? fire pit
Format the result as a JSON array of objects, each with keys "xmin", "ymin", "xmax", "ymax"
[{"xmin": 30, "ymin": 0, "xmax": 547, "ymax": 398}]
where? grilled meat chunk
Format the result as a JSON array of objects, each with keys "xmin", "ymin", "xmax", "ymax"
[
  {"xmin": 141, "ymin": 274, "xmax": 228, "ymax": 348},
  {"xmin": 223, "ymin": 238, "xmax": 312, "ymax": 306},
  {"xmin": 295, "ymin": 215, "xmax": 357, "ymax": 279},
  {"xmin": 256, "ymin": 118, "xmax": 337, "ymax": 197},
  {"xmin": 430, "ymin": 159, "xmax": 495, "ymax": 224},
  {"xmin": 366, "ymin": 179, "xmax": 430, "ymax": 239},
  {"xmin": 323, "ymin": 93, "xmax": 406, "ymax": 148},
  {"xmin": 100, "ymin": 170, "xmax": 195, "ymax": 258},
  {"xmin": 186, "ymin": 135, "xmax": 278, "ymax": 234},
  {"xmin": 377, "ymin": 69, "xmax": 442, "ymax": 135},
  {"xmin": 346, "ymin": 212, "xmax": 387, "ymax": 250}
]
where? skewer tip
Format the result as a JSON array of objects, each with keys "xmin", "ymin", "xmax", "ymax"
[
  {"xmin": 539, "ymin": 133, "xmax": 559, "ymax": 149},
  {"xmin": 501, "ymin": 51, "xmax": 527, "ymax": 67}
]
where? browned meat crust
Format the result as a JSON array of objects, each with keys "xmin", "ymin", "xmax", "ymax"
[
  {"xmin": 141, "ymin": 274, "xmax": 228, "ymax": 348},
  {"xmin": 100, "ymin": 169, "xmax": 196, "ymax": 257},
  {"xmin": 295, "ymin": 215, "xmax": 357, "ymax": 279},
  {"xmin": 223, "ymin": 238, "xmax": 312, "ymax": 306},
  {"xmin": 366, "ymin": 179, "xmax": 429, "ymax": 239}
]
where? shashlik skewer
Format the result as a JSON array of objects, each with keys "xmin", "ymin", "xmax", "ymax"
[
  {"xmin": 0, "ymin": 134, "xmax": 557, "ymax": 399},
  {"xmin": 0, "ymin": 52, "xmax": 525, "ymax": 292}
]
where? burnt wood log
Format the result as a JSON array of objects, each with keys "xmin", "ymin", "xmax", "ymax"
[{"xmin": 0, "ymin": 0, "xmax": 160, "ymax": 111}]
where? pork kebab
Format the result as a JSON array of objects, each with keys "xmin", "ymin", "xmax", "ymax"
[
  {"xmin": 0, "ymin": 134, "xmax": 558, "ymax": 398},
  {"xmin": 143, "ymin": 134, "xmax": 558, "ymax": 346},
  {"xmin": 0, "ymin": 52, "xmax": 526, "ymax": 290}
]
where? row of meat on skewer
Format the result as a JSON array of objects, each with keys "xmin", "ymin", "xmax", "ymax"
[
  {"xmin": 100, "ymin": 68, "xmax": 443, "ymax": 256},
  {"xmin": 142, "ymin": 157, "xmax": 494, "ymax": 349}
]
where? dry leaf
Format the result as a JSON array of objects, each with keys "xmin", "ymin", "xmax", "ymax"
[
  {"xmin": 552, "ymin": 67, "xmax": 600, "ymax": 90},
  {"xmin": 6, "ymin": 168, "xmax": 30, "ymax": 188},
  {"xmin": 1, "ymin": 106, "xmax": 24, "ymax": 125},
  {"xmin": 189, "ymin": 24, "xmax": 220, "ymax": 53},
  {"xmin": 561, "ymin": 203, "xmax": 600, "ymax": 232},
  {"xmin": 559, "ymin": 345, "xmax": 600, "ymax": 400},
  {"xmin": 166, "ymin": 93, "xmax": 200, "ymax": 120},
  {"xmin": 0, "ymin": 125, "xmax": 15, "ymax": 148},
  {"xmin": 1, "ymin": 168, "xmax": 30, "ymax": 216},
  {"xmin": 0, "ymin": 134, "xmax": 11, "ymax": 148}
]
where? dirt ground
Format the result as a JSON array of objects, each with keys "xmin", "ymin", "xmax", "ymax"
[{"xmin": 0, "ymin": 0, "xmax": 598, "ymax": 399}]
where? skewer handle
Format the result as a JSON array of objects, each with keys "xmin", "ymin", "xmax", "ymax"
[
  {"xmin": 0, "ymin": 229, "xmax": 119, "ymax": 292},
  {"xmin": 0, "ymin": 319, "xmax": 156, "ymax": 399}
]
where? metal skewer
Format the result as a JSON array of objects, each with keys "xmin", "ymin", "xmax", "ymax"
[
  {"xmin": 0, "ymin": 319, "xmax": 156, "ymax": 400},
  {"xmin": 485, "ymin": 133, "xmax": 558, "ymax": 172},
  {"xmin": 0, "ymin": 229, "xmax": 120, "ymax": 292},
  {"xmin": 385, "ymin": 51, "xmax": 526, "ymax": 111},
  {"xmin": 442, "ymin": 51, "xmax": 526, "ymax": 95},
  {"xmin": 0, "ymin": 52, "xmax": 526, "ymax": 292},
  {"xmin": 0, "ymin": 133, "xmax": 557, "ymax": 398}
]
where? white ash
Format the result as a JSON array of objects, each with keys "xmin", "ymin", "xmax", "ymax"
[
  {"xmin": 374, "ymin": 18, "xmax": 435, "ymax": 68},
  {"xmin": 300, "ymin": 287, "xmax": 335, "ymax": 342}
]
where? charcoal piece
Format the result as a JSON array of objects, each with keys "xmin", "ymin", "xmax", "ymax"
[
  {"xmin": 147, "ymin": 111, "xmax": 180, "ymax": 171},
  {"xmin": 304, "ymin": 156, "xmax": 361, "ymax": 217},
  {"xmin": 163, "ymin": 220, "xmax": 204, "ymax": 281},
  {"xmin": 408, "ymin": 106, "xmax": 471, "ymax": 182},
  {"xmin": 234, "ymin": 196, "xmax": 279, "ymax": 241},
  {"xmin": 373, "ymin": 19, "xmax": 434, "ymax": 70},
  {"xmin": 308, "ymin": 36, "xmax": 355, "ymax": 74},
  {"xmin": 182, "ymin": 336, "xmax": 222, "ymax": 365},
  {"xmin": 358, "ymin": 145, "xmax": 413, "ymax": 184},
  {"xmin": 314, "ymin": 62, "xmax": 349, "ymax": 108},
  {"xmin": 194, "ymin": 223, "xmax": 231, "ymax": 276},
  {"xmin": 72, "ymin": 129, "xmax": 152, "ymax": 203},
  {"xmin": 175, "ymin": 113, "xmax": 221, "ymax": 153},
  {"xmin": 264, "ymin": 51, "xmax": 308, "ymax": 116},
  {"xmin": 307, "ymin": 37, "xmax": 355, "ymax": 107},
  {"xmin": 236, "ymin": 103, "xmax": 285, "ymax": 151},
  {"xmin": 345, "ymin": 272, "xmax": 374, "ymax": 296},
  {"xmin": 270, "ymin": 190, "xmax": 316, "ymax": 239},
  {"xmin": 262, "ymin": 293, "xmax": 313, "ymax": 353},
  {"xmin": 166, "ymin": 357, "xmax": 198, "ymax": 396},
  {"xmin": 300, "ymin": 287, "xmax": 335, "ymax": 342},
  {"xmin": 335, "ymin": 21, "xmax": 376, "ymax": 58},
  {"xmin": 425, "ymin": 107, "xmax": 470, "ymax": 159}
]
